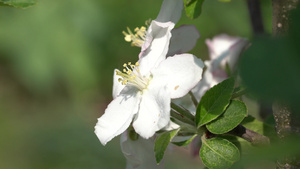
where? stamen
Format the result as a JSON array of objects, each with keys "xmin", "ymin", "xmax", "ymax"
[
  {"xmin": 122, "ymin": 20, "xmax": 150, "ymax": 47},
  {"xmin": 145, "ymin": 19, "xmax": 151, "ymax": 26},
  {"xmin": 116, "ymin": 61, "xmax": 150, "ymax": 90}
]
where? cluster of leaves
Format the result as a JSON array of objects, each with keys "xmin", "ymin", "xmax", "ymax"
[
  {"xmin": 0, "ymin": 0, "xmax": 36, "ymax": 8},
  {"xmin": 155, "ymin": 78, "xmax": 252, "ymax": 169}
]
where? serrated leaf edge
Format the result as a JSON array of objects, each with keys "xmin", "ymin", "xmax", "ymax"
[
  {"xmin": 197, "ymin": 78, "xmax": 235, "ymax": 126},
  {"xmin": 206, "ymin": 100, "xmax": 248, "ymax": 134},
  {"xmin": 201, "ymin": 136, "xmax": 238, "ymax": 164}
]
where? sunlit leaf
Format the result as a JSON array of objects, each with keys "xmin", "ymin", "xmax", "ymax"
[
  {"xmin": 196, "ymin": 78, "xmax": 235, "ymax": 127},
  {"xmin": 183, "ymin": 0, "xmax": 205, "ymax": 19},
  {"xmin": 200, "ymin": 137, "xmax": 240, "ymax": 169},
  {"xmin": 241, "ymin": 115, "xmax": 276, "ymax": 139},
  {"xmin": 207, "ymin": 100, "xmax": 247, "ymax": 134}
]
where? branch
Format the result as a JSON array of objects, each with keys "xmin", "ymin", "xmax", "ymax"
[
  {"xmin": 272, "ymin": 1, "xmax": 300, "ymax": 168},
  {"xmin": 246, "ymin": 0, "xmax": 264, "ymax": 34},
  {"xmin": 227, "ymin": 125, "xmax": 270, "ymax": 146},
  {"xmin": 272, "ymin": 0, "xmax": 299, "ymax": 36}
]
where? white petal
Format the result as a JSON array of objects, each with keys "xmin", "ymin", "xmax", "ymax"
[
  {"xmin": 227, "ymin": 38, "xmax": 249, "ymax": 70},
  {"xmin": 167, "ymin": 25, "xmax": 200, "ymax": 56},
  {"xmin": 120, "ymin": 132, "xmax": 164, "ymax": 169},
  {"xmin": 138, "ymin": 21, "xmax": 175, "ymax": 76},
  {"xmin": 162, "ymin": 121, "xmax": 180, "ymax": 131},
  {"xmin": 206, "ymin": 34, "xmax": 239, "ymax": 60},
  {"xmin": 172, "ymin": 94, "xmax": 196, "ymax": 114},
  {"xmin": 139, "ymin": 0, "xmax": 183, "ymax": 59},
  {"xmin": 155, "ymin": 0, "xmax": 183, "ymax": 24},
  {"xmin": 113, "ymin": 69, "xmax": 125, "ymax": 99},
  {"xmin": 95, "ymin": 91, "xmax": 141, "ymax": 145},
  {"xmin": 206, "ymin": 34, "xmax": 249, "ymax": 70},
  {"xmin": 133, "ymin": 86, "xmax": 171, "ymax": 139},
  {"xmin": 192, "ymin": 61, "xmax": 226, "ymax": 101},
  {"xmin": 152, "ymin": 54, "xmax": 204, "ymax": 99}
]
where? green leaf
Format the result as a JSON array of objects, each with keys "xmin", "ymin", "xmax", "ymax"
[
  {"xmin": 206, "ymin": 100, "xmax": 248, "ymax": 134},
  {"xmin": 172, "ymin": 134, "xmax": 197, "ymax": 146},
  {"xmin": 196, "ymin": 78, "xmax": 235, "ymax": 127},
  {"xmin": 239, "ymin": 34, "xmax": 300, "ymax": 106},
  {"xmin": 218, "ymin": 135, "xmax": 252, "ymax": 155},
  {"xmin": 154, "ymin": 128, "xmax": 180, "ymax": 164},
  {"xmin": 0, "ymin": 0, "xmax": 36, "ymax": 8},
  {"xmin": 200, "ymin": 137, "xmax": 240, "ymax": 169},
  {"xmin": 184, "ymin": 0, "xmax": 205, "ymax": 19},
  {"xmin": 241, "ymin": 115, "xmax": 276, "ymax": 139}
]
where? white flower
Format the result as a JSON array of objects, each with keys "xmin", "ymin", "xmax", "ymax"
[
  {"xmin": 122, "ymin": 0, "xmax": 200, "ymax": 58},
  {"xmin": 94, "ymin": 0, "xmax": 204, "ymax": 146},
  {"xmin": 95, "ymin": 53, "xmax": 204, "ymax": 145},
  {"xmin": 192, "ymin": 34, "xmax": 249, "ymax": 101}
]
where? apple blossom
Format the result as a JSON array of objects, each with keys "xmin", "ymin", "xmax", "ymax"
[
  {"xmin": 122, "ymin": 0, "xmax": 200, "ymax": 58},
  {"xmin": 192, "ymin": 34, "xmax": 249, "ymax": 101},
  {"xmin": 95, "ymin": 52, "xmax": 204, "ymax": 145}
]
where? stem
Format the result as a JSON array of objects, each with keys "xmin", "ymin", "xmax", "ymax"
[
  {"xmin": 171, "ymin": 102, "xmax": 195, "ymax": 121},
  {"xmin": 227, "ymin": 125, "xmax": 270, "ymax": 146},
  {"xmin": 189, "ymin": 91, "xmax": 198, "ymax": 108},
  {"xmin": 231, "ymin": 88, "xmax": 248, "ymax": 99},
  {"xmin": 170, "ymin": 110, "xmax": 195, "ymax": 126}
]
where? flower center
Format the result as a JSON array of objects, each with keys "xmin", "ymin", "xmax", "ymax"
[
  {"xmin": 122, "ymin": 19, "xmax": 151, "ymax": 47},
  {"xmin": 116, "ymin": 62, "xmax": 150, "ymax": 90}
]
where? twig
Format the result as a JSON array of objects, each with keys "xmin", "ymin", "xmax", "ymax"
[
  {"xmin": 189, "ymin": 91, "xmax": 198, "ymax": 108},
  {"xmin": 231, "ymin": 88, "xmax": 248, "ymax": 99},
  {"xmin": 170, "ymin": 109, "xmax": 195, "ymax": 126},
  {"xmin": 227, "ymin": 125, "xmax": 270, "ymax": 146},
  {"xmin": 171, "ymin": 102, "xmax": 195, "ymax": 121}
]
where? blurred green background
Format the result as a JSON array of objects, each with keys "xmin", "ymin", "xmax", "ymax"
[{"xmin": 0, "ymin": 0, "xmax": 271, "ymax": 168}]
